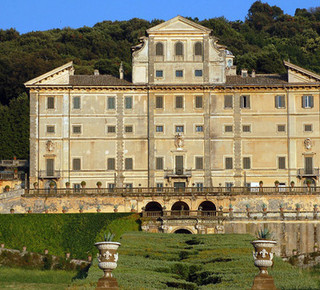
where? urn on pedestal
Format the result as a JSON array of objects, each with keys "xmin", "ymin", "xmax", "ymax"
[{"xmin": 95, "ymin": 232, "xmax": 120, "ymax": 290}]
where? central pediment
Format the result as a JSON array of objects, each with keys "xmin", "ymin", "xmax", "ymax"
[{"xmin": 147, "ymin": 16, "xmax": 211, "ymax": 34}]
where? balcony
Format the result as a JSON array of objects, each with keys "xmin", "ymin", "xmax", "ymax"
[
  {"xmin": 0, "ymin": 160, "xmax": 28, "ymax": 168},
  {"xmin": 39, "ymin": 170, "xmax": 61, "ymax": 179},
  {"xmin": 297, "ymin": 168, "xmax": 320, "ymax": 178},
  {"xmin": 164, "ymin": 169, "xmax": 192, "ymax": 178}
]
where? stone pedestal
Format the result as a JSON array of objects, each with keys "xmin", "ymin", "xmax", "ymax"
[
  {"xmin": 251, "ymin": 273, "xmax": 277, "ymax": 290},
  {"xmin": 96, "ymin": 277, "xmax": 119, "ymax": 290}
]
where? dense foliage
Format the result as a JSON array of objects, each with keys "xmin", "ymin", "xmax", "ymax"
[
  {"xmin": 1, "ymin": 2, "xmax": 320, "ymax": 159},
  {"xmin": 74, "ymin": 232, "xmax": 320, "ymax": 289},
  {"xmin": 0, "ymin": 213, "xmax": 140, "ymax": 259}
]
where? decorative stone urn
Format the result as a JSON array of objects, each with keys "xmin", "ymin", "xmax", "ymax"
[
  {"xmin": 95, "ymin": 241, "xmax": 121, "ymax": 290},
  {"xmin": 251, "ymin": 239, "xmax": 277, "ymax": 290}
]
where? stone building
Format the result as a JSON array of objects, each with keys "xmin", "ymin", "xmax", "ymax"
[{"xmin": 25, "ymin": 16, "xmax": 320, "ymax": 189}]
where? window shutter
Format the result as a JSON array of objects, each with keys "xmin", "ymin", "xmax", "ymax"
[
  {"xmin": 156, "ymin": 157, "xmax": 163, "ymax": 170},
  {"xmin": 247, "ymin": 96, "xmax": 250, "ymax": 108},
  {"xmin": 302, "ymin": 96, "xmax": 305, "ymax": 108},
  {"xmin": 195, "ymin": 42, "xmax": 202, "ymax": 56},
  {"xmin": 280, "ymin": 95, "xmax": 285, "ymax": 108},
  {"xmin": 108, "ymin": 97, "xmax": 115, "ymax": 109},
  {"xmin": 224, "ymin": 95, "xmax": 233, "ymax": 108},
  {"xmin": 243, "ymin": 157, "xmax": 251, "ymax": 169},
  {"xmin": 240, "ymin": 96, "xmax": 244, "ymax": 108},
  {"xmin": 47, "ymin": 97, "xmax": 54, "ymax": 109},
  {"xmin": 176, "ymin": 96, "xmax": 183, "ymax": 108},
  {"xmin": 107, "ymin": 158, "xmax": 115, "ymax": 170},
  {"xmin": 175, "ymin": 42, "xmax": 183, "ymax": 55},
  {"xmin": 195, "ymin": 96, "xmax": 203, "ymax": 108},
  {"xmin": 278, "ymin": 157, "xmax": 286, "ymax": 169},
  {"xmin": 156, "ymin": 43, "xmax": 163, "ymax": 56},
  {"xmin": 310, "ymin": 95, "xmax": 314, "ymax": 108},
  {"xmin": 225, "ymin": 157, "xmax": 233, "ymax": 169},
  {"xmin": 156, "ymin": 96, "xmax": 163, "ymax": 108},
  {"xmin": 275, "ymin": 96, "xmax": 279, "ymax": 108},
  {"xmin": 196, "ymin": 157, "xmax": 203, "ymax": 169},
  {"xmin": 73, "ymin": 159, "xmax": 81, "ymax": 171},
  {"xmin": 125, "ymin": 158, "xmax": 133, "ymax": 170}
]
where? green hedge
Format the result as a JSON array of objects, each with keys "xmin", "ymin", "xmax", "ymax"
[{"xmin": 0, "ymin": 213, "xmax": 139, "ymax": 259}]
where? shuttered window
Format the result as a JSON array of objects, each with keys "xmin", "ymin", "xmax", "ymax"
[
  {"xmin": 195, "ymin": 96, "xmax": 203, "ymax": 108},
  {"xmin": 125, "ymin": 96, "xmax": 133, "ymax": 109},
  {"xmin": 47, "ymin": 97, "xmax": 54, "ymax": 109},
  {"xmin": 278, "ymin": 157, "xmax": 286, "ymax": 169},
  {"xmin": 176, "ymin": 96, "xmax": 183, "ymax": 108},
  {"xmin": 224, "ymin": 95, "xmax": 233, "ymax": 109},
  {"xmin": 225, "ymin": 125, "xmax": 233, "ymax": 132},
  {"xmin": 73, "ymin": 158, "xmax": 81, "ymax": 171},
  {"xmin": 195, "ymin": 157, "xmax": 203, "ymax": 170},
  {"xmin": 194, "ymin": 42, "xmax": 202, "ymax": 56},
  {"xmin": 107, "ymin": 158, "xmax": 115, "ymax": 170},
  {"xmin": 275, "ymin": 95, "xmax": 285, "ymax": 108},
  {"xmin": 175, "ymin": 42, "xmax": 183, "ymax": 55},
  {"xmin": 302, "ymin": 95, "xmax": 314, "ymax": 108},
  {"xmin": 156, "ymin": 43, "xmax": 164, "ymax": 56},
  {"xmin": 243, "ymin": 157, "xmax": 251, "ymax": 169},
  {"xmin": 305, "ymin": 157, "xmax": 313, "ymax": 174},
  {"xmin": 125, "ymin": 158, "xmax": 133, "ymax": 170},
  {"xmin": 46, "ymin": 159, "xmax": 54, "ymax": 176},
  {"xmin": 156, "ymin": 157, "xmax": 163, "ymax": 170},
  {"xmin": 240, "ymin": 95, "xmax": 250, "ymax": 108},
  {"xmin": 225, "ymin": 157, "xmax": 233, "ymax": 169},
  {"xmin": 107, "ymin": 97, "xmax": 115, "ymax": 109},
  {"xmin": 73, "ymin": 96, "xmax": 81, "ymax": 109},
  {"xmin": 156, "ymin": 96, "xmax": 163, "ymax": 108}
]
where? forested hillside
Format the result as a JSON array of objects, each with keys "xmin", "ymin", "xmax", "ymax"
[{"xmin": 1, "ymin": 1, "xmax": 320, "ymax": 159}]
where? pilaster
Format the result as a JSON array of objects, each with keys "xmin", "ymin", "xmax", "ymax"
[
  {"xmin": 116, "ymin": 93, "xmax": 124, "ymax": 187},
  {"xmin": 204, "ymin": 91, "xmax": 211, "ymax": 186},
  {"xmin": 233, "ymin": 93, "xmax": 242, "ymax": 186}
]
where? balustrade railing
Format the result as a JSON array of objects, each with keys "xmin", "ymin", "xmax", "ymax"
[{"xmin": 24, "ymin": 186, "xmax": 320, "ymax": 197}]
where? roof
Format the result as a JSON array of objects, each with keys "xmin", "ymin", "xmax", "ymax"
[
  {"xmin": 225, "ymin": 74, "xmax": 288, "ymax": 85},
  {"xmin": 69, "ymin": 75, "xmax": 132, "ymax": 86},
  {"xmin": 284, "ymin": 60, "xmax": 320, "ymax": 82}
]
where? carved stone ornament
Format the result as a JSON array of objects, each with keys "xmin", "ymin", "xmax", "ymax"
[
  {"xmin": 304, "ymin": 138, "xmax": 312, "ymax": 150},
  {"xmin": 175, "ymin": 133, "xmax": 184, "ymax": 150},
  {"xmin": 46, "ymin": 140, "xmax": 54, "ymax": 152}
]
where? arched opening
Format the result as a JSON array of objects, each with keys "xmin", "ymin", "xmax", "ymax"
[
  {"xmin": 198, "ymin": 201, "xmax": 216, "ymax": 216},
  {"xmin": 156, "ymin": 42, "xmax": 163, "ymax": 56},
  {"xmin": 303, "ymin": 178, "xmax": 316, "ymax": 191},
  {"xmin": 45, "ymin": 180, "xmax": 56, "ymax": 189},
  {"xmin": 175, "ymin": 42, "xmax": 183, "ymax": 56},
  {"xmin": 171, "ymin": 201, "xmax": 189, "ymax": 216},
  {"xmin": 194, "ymin": 42, "xmax": 202, "ymax": 56},
  {"xmin": 174, "ymin": 228, "xmax": 192, "ymax": 234},
  {"xmin": 145, "ymin": 202, "xmax": 162, "ymax": 211}
]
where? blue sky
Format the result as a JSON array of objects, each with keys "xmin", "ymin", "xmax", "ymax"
[{"xmin": 0, "ymin": 0, "xmax": 318, "ymax": 34}]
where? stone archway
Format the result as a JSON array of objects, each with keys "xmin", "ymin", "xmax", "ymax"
[
  {"xmin": 198, "ymin": 201, "xmax": 216, "ymax": 216},
  {"xmin": 171, "ymin": 201, "xmax": 190, "ymax": 216},
  {"xmin": 174, "ymin": 228, "xmax": 193, "ymax": 234},
  {"xmin": 144, "ymin": 202, "xmax": 163, "ymax": 217}
]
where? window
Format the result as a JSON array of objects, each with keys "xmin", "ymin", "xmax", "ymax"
[
  {"xmin": 125, "ymin": 96, "xmax": 132, "ymax": 109},
  {"xmin": 176, "ymin": 96, "xmax": 183, "ymax": 108},
  {"xmin": 224, "ymin": 95, "xmax": 233, "ymax": 109},
  {"xmin": 226, "ymin": 182, "xmax": 234, "ymax": 189},
  {"xmin": 125, "ymin": 126, "xmax": 133, "ymax": 133},
  {"xmin": 196, "ymin": 125, "xmax": 203, "ymax": 132},
  {"xmin": 195, "ymin": 157, "xmax": 203, "ymax": 170},
  {"xmin": 195, "ymin": 96, "xmax": 203, "ymax": 108},
  {"xmin": 275, "ymin": 95, "xmax": 285, "ymax": 108},
  {"xmin": 46, "ymin": 159, "xmax": 54, "ymax": 176},
  {"xmin": 125, "ymin": 183, "xmax": 133, "ymax": 189},
  {"xmin": 73, "ymin": 158, "xmax": 81, "ymax": 171},
  {"xmin": 156, "ymin": 96, "xmax": 163, "ymax": 109},
  {"xmin": 176, "ymin": 70, "xmax": 183, "ymax": 77},
  {"xmin": 243, "ymin": 157, "xmax": 251, "ymax": 169},
  {"xmin": 225, "ymin": 157, "xmax": 233, "ymax": 169},
  {"xmin": 73, "ymin": 96, "xmax": 81, "ymax": 109},
  {"xmin": 156, "ymin": 183, "xmax": 163, "ymax": 191},
  {"xmin": 46, "ymin": 125, "xmax": 55, "ymax": 133},
  {"xmin": 125, "ymin": 158, "xmax": 133, "ymax": 170},
  {"xmin": 156, "ymin": 157, "xmax": 163, "ymax": 170},
  {"xmin": 47, "ymin": 97, "xmax": 54, "ymax": 109},
  {"xmin": 107, "ymin": 126, "xmax": 116, "ymax": 133},
  {"xmin": 304, "ymin": 124, "xmax": 312, "ymax": 132},
  {"xmin": 241, "ymin": 95, "xmax": 250, "ymax": 108},
  {"xmin": 156, "ymin": 42, "xmax": 163, "ymax": 56},
  {"xmin": 156, "ymin": 125, "xmax": 163, "ymax": 132},
  {"xmin": 195, "ymin": 70, "xmax": 203, "ymax": 77},
  {"xmin": 175, "ymin": 42, "xmax": 183, "ymax": 55},
  {"xmin": 302, "ymin": 95, "xmax": 314, "ymax": 108},
  {"xmin": 242, "ymin": 125, "xmax": 251, "ymax": 132},
  {"xmin": 108, "ymin": 183, "xmax": 115, "ymax": 189},
  {"xmin": 278, "ymin": 157, "xmax": 286, "ymax": 169},
  {"xmin": 156, "ymin": 70, "xmax": 163, "ymax": 78},
  {"xmin": 107, "ymin": 97, "xmax": 115, "ymax": 109},
  {"xmin": 107, "ymin": 158, "xmax": 115, "ymax": 170},
  {"xmin": 196, "ymin": 183, "xmax": 203, "ymax": 189},
  {"xmin": 277, "ymin": 125, "xmax": 286, "ymax": 132},
  {"xmin": 194, "ymin": 42, "xmax": 202, "ymax": 56},
  {"xmin": 74, "ymin": 183, "xmax": 81, "ymax": 191},
  {"xmin": 72, "ymin": 125, "xmax": 81, "ymax": 134},
  {"xmin": 225, "ymin": 125, "xmax": 233, "ymax": 133},
  {"xmin": 176, "ymin": 125, "xmax": 184, "ymax": 133}
]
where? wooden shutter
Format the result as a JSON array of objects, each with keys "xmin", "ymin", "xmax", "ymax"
[
  {"xmin": 225, "ymin": 157, "xmax": 233, "ymax": 169},
  {"xmin": 224, "ymin": 95, "xmax": 233, "ymax": 108},
  {"xmin": 278, "ymin": 157, "xmax": 286, "ymax": 169},
  {"xmin": 305, "ymin": 157, "xmax": 313, "ymax": 174},
  {"xmin": 310, "ymin": 95, "xmax": 314, "ymax": 108},
  {"xmin": 108, "ymin": 97, "xmax": 115, "ymax": 109},
  {"xmin": 243, "ymin": 157, "xmax": 251, "ymax": 169},
  {"xmin": 175, "ymin": 42, "xmax": 183, "ymax": 55},
  {"xmin": 195, "ymin": 96, "xmax": 203, "ymax": 108},
  {"xmin": 176, "ymin": 96, "xmax": 183, "ymax": 108},
  {"xmin": 156, "ymin": 96, "xmax": 163, "ymax": 108},
  {"xmin": 196, "ymin": 157, "xmax": 203, "ymax": 169},
  {"xmin": 107, "ymin": 158, "xmax": 115, "ymax": 170},
  {"xmin": 156, "ymin": 43, "xmax": 163, "ymax": 56},
  {"xmin": 72, "ymin": 158, "xmax": 80, "ymax": 171},
  {"xmin": 156, "ymin": 157, "xmax": 163, "ymax": 170},
  {"xmin": 175, "ymin": 156, "xmax": 183, "ymax": 174},
  {"xmin": 46, "ymin": 159, "xmax": 54, "ymax": 176},
  {"xmin": 195, "ymin": 42, "xmax": 202, "ymax": 56},
  {"xmin": 47, "ymin": 97, "xmax": 54, "ymax": 109},
  {"xmin": 125, "ymin": 158, "xmax": 133, "ymax": 170}
]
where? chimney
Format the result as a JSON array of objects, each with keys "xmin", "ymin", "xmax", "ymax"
[
  {"xmin": 241, "ymin": 69, "xmax": 248, "ymax": 78},
  {"xmin": 94, "ymin": 69, "xmax": 99, "ymax": 76},
  {"xmin": 251, "ymin": 70, "xmax": 256, "ymax": 78},
  {"xmin": 119, "ymin": 62, "xmax": 124, "ymax": 80}
]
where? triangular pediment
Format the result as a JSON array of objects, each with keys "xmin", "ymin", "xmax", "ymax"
[
  {"xmin": 284, "ymin": 61, "xmax": 320, "ymax": 83},
  {"xmin": 147, "ymin": 16, "xmax": 211, "ymax": 34},
  {"xmin": 24, "ymin": 61, "xmax": 74, "ymax": 86}
]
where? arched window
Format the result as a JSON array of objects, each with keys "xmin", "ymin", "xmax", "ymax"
[
  {"xmin": 156, "ymin": 43, "xmax": 163, "ymax": 56},
  {"xmin": 175, "ymin": 42, "xmax": 183, "ymax": 56},
  {"xmin": 194, "ymin": 42, "xmax": 202, "ymax": 56}
]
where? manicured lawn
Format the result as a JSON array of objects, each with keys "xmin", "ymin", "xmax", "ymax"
[
  {"xmin": 0, "ymin": 266, "xmax": 76, "ymax": 289},
  {"xmin": 74, "ymin": 232, "xmax": 320, "ymax": 289}
]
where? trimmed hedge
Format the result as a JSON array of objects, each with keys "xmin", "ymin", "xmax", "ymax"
[{"xmin": 0, "ymin": 213, "xmax": 139, "ymax": 259}]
